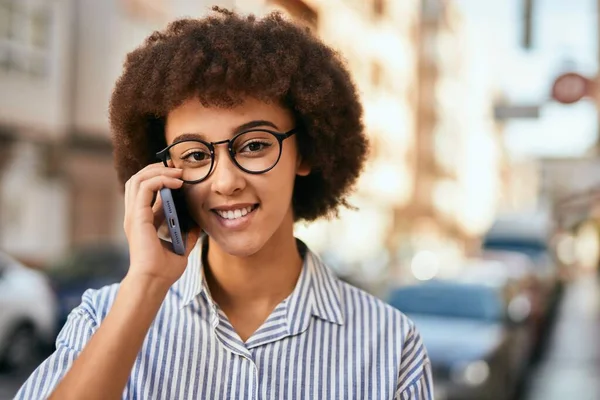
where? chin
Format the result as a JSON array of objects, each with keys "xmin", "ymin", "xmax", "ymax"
[{"xmin": 206, "ymin": 231, "xmax": 267, "ymax": 258}]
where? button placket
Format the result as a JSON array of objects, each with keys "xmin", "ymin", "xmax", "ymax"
[{"xmin": 210, "ymin": 308, "xmax": 254, "ymax": 360}]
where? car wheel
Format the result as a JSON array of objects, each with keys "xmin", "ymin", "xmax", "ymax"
[{"xmin": 0, "ymin": 323, "xmax": 39, "ymax": 373}]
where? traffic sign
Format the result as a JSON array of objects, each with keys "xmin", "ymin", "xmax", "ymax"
[
  {"xmin": 494, "ymin": 105, "xmax": 540, "ymax": 120},
  {"xmin": 551, "ymin": 72, "xmax": 593, "ymax": 104}
]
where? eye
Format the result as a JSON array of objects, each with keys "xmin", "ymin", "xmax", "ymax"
[
  {"xmin": 242, "ymin": 141, "xmax": 270, "ymax": 152},
  {"xmin": 232, "ymin": 131, "xmax": 277, "ymax": 156},
  {"xmin": 181, "ymin": 150, "xmax": 211, "ymax": 163},
  {"xmin": 190, "ymin": 152, "xmax": 208, "ymax": 161}
]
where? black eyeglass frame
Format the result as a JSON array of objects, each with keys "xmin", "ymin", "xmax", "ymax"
[{"xmin": 156, "ymin": 128, "xmax": 297, "ymax": 184}]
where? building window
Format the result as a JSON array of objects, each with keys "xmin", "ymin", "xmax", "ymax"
[{"xmin": 0, "ymin": 0, "xmax": 51, "ymax": 77}]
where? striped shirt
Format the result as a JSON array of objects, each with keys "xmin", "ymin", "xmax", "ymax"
[{"xmin": 16, "ymin": 239, "xmax": 433, "ymax": 399}]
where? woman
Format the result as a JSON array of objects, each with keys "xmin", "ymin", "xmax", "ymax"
[{"xmin": 17, "ymin": 7, "xmax": 432, "ymax": 400}]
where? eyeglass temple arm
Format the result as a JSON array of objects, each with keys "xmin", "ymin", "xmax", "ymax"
[{"xmin": 285, "ymin": 129, "xmax": 297, "ymax": 138}]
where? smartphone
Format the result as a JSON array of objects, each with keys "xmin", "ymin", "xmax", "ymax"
[{"xmin": 159, "ymin": 187, "xmax": 186, "ymax": 255}]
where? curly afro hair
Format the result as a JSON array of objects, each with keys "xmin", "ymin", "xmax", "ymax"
[{"xmin": 109, "ymin": 6, "xmax": 368, "ymax": 222}]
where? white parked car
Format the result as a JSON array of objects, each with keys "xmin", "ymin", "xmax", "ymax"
[{"xmin": 0, "ymin": 251, "xmax": 57, "ymax": 371}]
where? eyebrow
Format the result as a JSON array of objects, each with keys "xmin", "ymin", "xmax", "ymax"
[
  {"xmin": 171, "ymin": 120, "xmax": 280, "ymax": 144},
  {"xmin": 236, "ymin": 120, "xmax": 279, "ymax": 132}
]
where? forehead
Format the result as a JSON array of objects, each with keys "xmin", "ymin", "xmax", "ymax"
[{"xmin": 164, "ymin": 97, "xmax": 293, "ymax": 143}]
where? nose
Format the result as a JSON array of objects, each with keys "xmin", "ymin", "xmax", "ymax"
[{"xmin": 209, "ymin": 146, "xmax": 246, "ymax": 196}]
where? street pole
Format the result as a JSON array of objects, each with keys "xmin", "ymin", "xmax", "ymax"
[
  {"xmin": 597, "ymin": 0, "xmax": 600, "ymax": 153},
  {"xmin": 523, "ymin": 0, "xmax": 534, "ymax": 49}
]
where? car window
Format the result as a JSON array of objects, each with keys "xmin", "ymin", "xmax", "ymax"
[
  {"xmin": 388, "ymin": 283, "xmax": 504, "ymax": 322},
  {"xmin": 483, "ymin": 238, "xmax": 548, "ymax": 261}
]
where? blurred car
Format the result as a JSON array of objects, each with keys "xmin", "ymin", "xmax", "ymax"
[
  {"xmin": 483, "ymin": 235, "xmax": 557, "ymax": 295},
  {"xmin": 483, "ymin": 212, "xmax": 560, "ymax": 299},
  {"xmin": 480, "ymin": 251, "xmax": 548, "ymax": 349},
  {"xmin": 387, "ymin": 280, "xmax": 531, "ymax": 400},
  {"xmin": 458, "ymin": 258, "xmax": 536, "ymax": 366},
  {"xmin": 482, "ymin": 213, "xmax": 563, "ymax": 360},
  {"xmin": 0, "ymin": 251, "xmax": 57, "ymax": 372},
  {"xmin": 46, "ymin": 243, "xmax": 129, "ymax": 331}
]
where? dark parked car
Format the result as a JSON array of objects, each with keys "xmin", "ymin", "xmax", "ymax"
[
  {"xmin": 483, "ymin": 213, "xmax": 561, "ymax": 306},
  {"xmin": 387, "ymin": 280, "xmax": 531, "ymax": 400},
  {"xmin": 482, "ymin": 214, "xmax": 563, "ymax": 361},
  {"xmin": 46, "ymin": 243, "xmax": 129, "ymax": 331}
]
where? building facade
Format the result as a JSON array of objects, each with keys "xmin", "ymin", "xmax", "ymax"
[
  {"xmin": 0, "ymin": 0, "xmax": 229, "ymax": 264},
  {"xmin": 0, "ymin": 0, "xmax": 504, "ymax": 282},
  {"xmin": 391, "ymin": 0, "xmax": 504, "ymax": 283}
]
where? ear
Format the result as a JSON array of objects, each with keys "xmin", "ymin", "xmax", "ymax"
[{"xmin": 296, "ymin": 155, "xmax": 311, "ymax": 177}]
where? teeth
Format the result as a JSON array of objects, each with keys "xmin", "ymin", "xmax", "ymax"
[{"xmin": 216, "ymin": 206, "xmax": 254, "ymax": 220}]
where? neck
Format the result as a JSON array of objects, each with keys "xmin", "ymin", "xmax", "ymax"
[{"xmin": 204, "ymin": 222, "xmax": 303, "ymax": 313}]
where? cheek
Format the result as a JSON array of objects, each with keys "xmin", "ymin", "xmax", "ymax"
[
  {"xmin": 182, "ymin": 185, "xmax": 209, "ymax": 217},
  {"xmin": 263, "ymin": 161, "xmax": 298, "ymax": 202}
]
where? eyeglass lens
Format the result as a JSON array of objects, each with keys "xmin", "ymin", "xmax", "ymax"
[{"xmin": 165, "ymin": 130, "xmax": 281, "ymax": 181}]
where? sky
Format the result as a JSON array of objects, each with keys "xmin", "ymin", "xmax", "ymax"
[{"xmin": 455, "ymin": 0, "xmax": 599, "ymax": 159}]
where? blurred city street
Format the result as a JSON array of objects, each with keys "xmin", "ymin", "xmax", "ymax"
[
  {"xmin": 523, "ymin": 274, "xmax": 600, "ymax": 400},
  {"xmin": 0, "ymin": 370, "xmax": 31, "ymax": 400},
  {"xmin": 3, "ymin": 0, "xmax": 600, "ymax": 398},
  {"xmin": 1, "ymin": 274, "xmax": 600, "ymax": 400}
]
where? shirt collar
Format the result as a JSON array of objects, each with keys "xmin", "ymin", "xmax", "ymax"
[
  {"xmin": 292, "ymin": 239, "xmax": 344, "ymax": 326},
  {"xmin": 172, "ymin": 237, "xmax": 345, "ymax": 327},
  {"xmin": 173, "ymin": 236, "xmax": 208, "ymax": 310}
]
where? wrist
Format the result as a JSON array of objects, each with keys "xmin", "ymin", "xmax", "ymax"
[{"xmin": 121, "ymin": 272, "xmax": 172, "ymax": 301}]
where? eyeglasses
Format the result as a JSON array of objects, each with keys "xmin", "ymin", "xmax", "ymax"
[{"xmin": 156, "ymin": 128, "xmax": 297, "ymax": 184}]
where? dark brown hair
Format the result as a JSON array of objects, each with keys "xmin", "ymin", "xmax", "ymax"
[{"xmin": 109, "ymin": 6, "xmax": 368, "ymax": 222}]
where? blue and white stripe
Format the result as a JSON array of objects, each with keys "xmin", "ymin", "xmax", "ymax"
[{"xmin": 16, "ymin": 239, "xmax": 433, "ymax": 399}]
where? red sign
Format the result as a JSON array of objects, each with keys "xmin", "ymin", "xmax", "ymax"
[{"xmin": 551, "ymin": 73, "xmax": 593, "ymax": 104}]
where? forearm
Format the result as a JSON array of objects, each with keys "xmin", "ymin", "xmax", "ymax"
[{"xmin": 49, "ymin": 274, "xmax": 170, "ymax": 400}]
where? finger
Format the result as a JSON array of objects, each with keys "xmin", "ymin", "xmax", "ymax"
[
  {"xmin": 135, "ymin": 175, "xmax": 184, "ymax": 210},
  {"xmin": 157, "ymin": 226, "xmax": 200, "ymax": 257},
  {"xmin": 153, "ymin": 198, "xmax": 167, "ymax": 230},
  {"xmin": 152, "ymin": 190, "xmax": 163, "ymax": 216},
  {"xmin": 127, "ymin": 165, "xmax": 183, "ymax": 199},
  {"xmin": 159, "ymin": 237, "xmax": 179, "ymax": 254},
  {"xmin": 124, "ymin": 177, "xmax": 134, "ymax": 219},
  {"xmin": 140, "ymin": 161, "xmax": 173, "ymax": 173},
  {"xmin": 157, "ymin": 236, "xmax": 192, "ymax": 257},
  {"xmin": 135, "ymin": 163, "xmax": 182, "ymax": 181},
  {"xmin": 126, "ymin": 163, "xmax": 177, "ymax": 190},
  {"xmin": 157, "ymin": 220, "xmax": 170, "ymax": 241},
  {"xmin": 124, "ymin": 164, "xmax": 180, "ymax": 213}
]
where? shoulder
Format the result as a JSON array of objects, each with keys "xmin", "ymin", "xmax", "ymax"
[
  {"xmin": 71, "ymin": 283, "xmax": 121, "ymax": 324},
  {"xmin": 73, "ymin": 281, "xmax": 186, "ymax": 324},
  {"xmin": 337, "ymin": 279, "xmax": 417, "ymax": 341}
]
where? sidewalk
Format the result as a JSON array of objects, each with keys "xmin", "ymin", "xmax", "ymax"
[{"xmin": 524, "ymin": 274, "xmax": 600, "ymax": 400}]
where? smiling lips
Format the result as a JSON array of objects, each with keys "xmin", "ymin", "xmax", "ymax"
[{"xmin": 213, "ymin": 204, "xmax": 258, "ymax": 220}]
